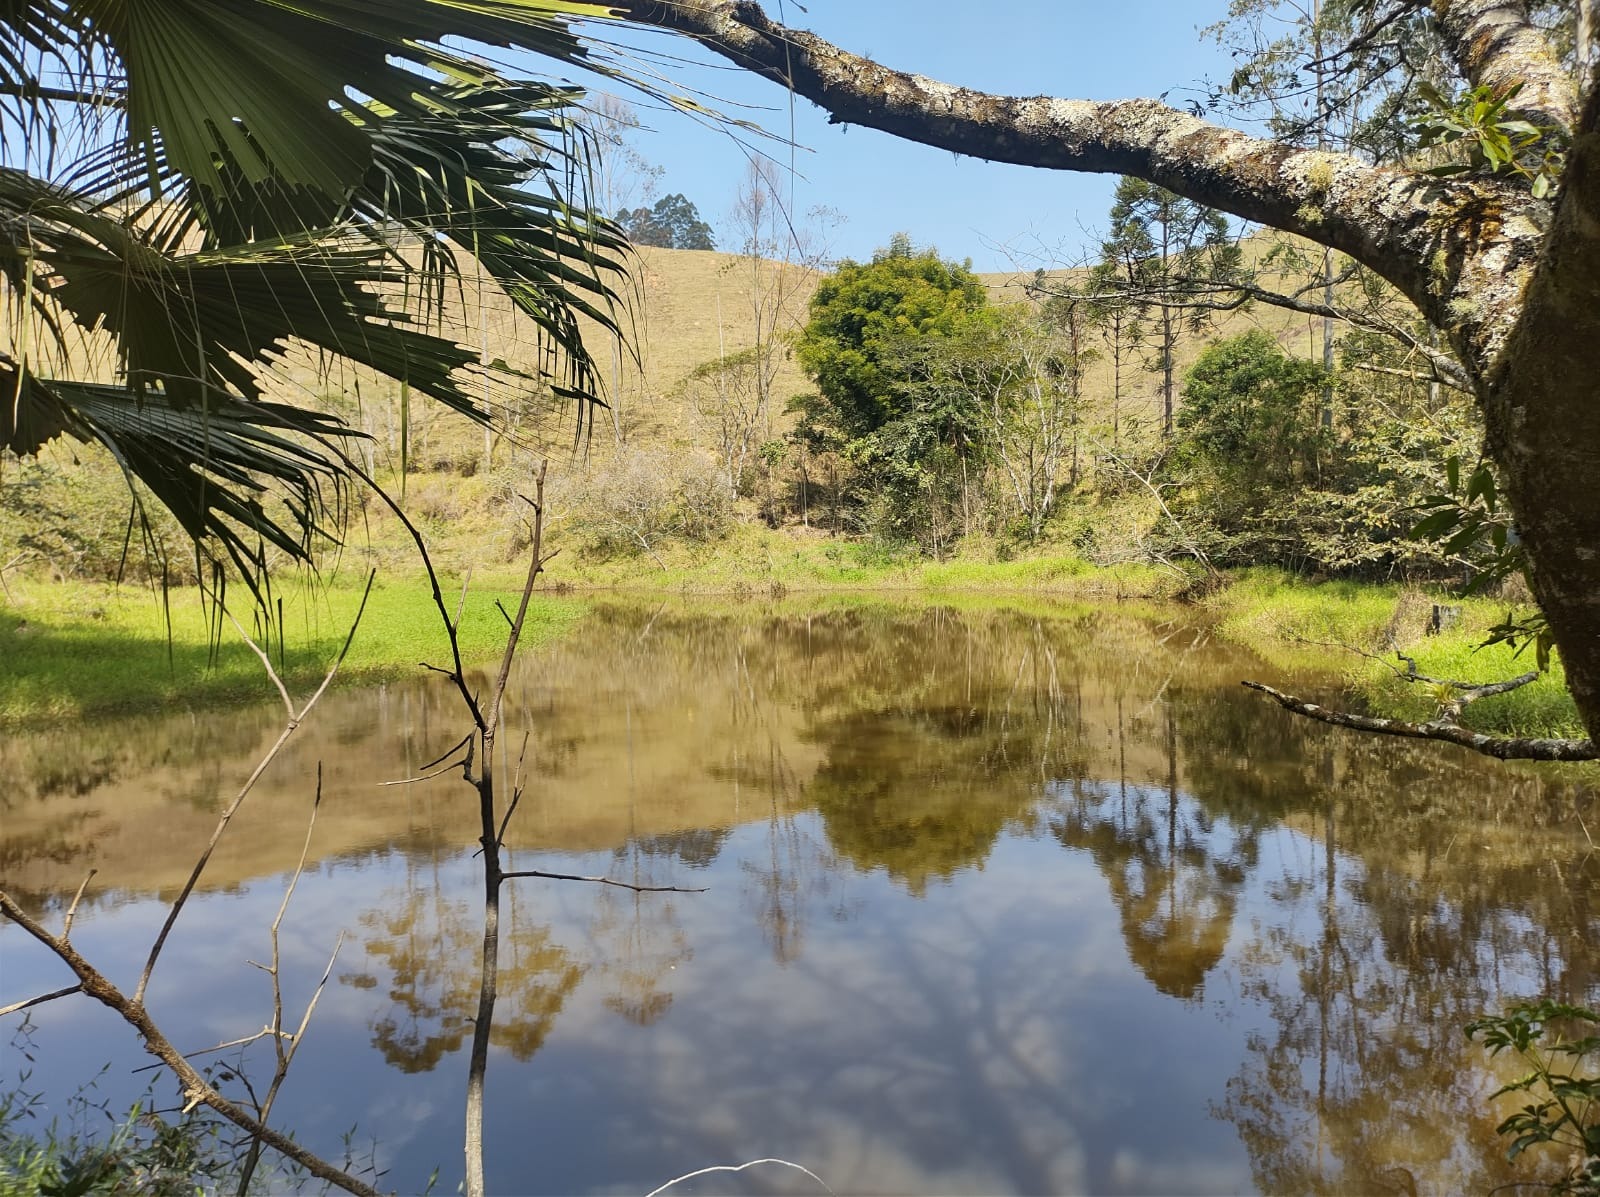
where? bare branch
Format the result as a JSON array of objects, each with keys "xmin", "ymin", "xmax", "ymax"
[
  {"xmin": 0, "ymin": 984, "xmax": 82, "ymax": 1018},
  {"xmin": 223, "ymin": 607, "xmax": 295, "ymax": 719},
  {"xmin": 134, "ymin": 572, "xmax": 374, "ymax": 1005},
  {"xmin": 62, "ymin": 868, "xmax": 96, "ymax": 943},
  {"xmin": 0, "ymin": 891, "xmax": 380, "ymax": 1197},
  {"xmin": 1242, "ymin": 680, "xmax": 1598, "ymax": 760},
  {"xmin": 501, "ymin": 869, "xmax": 710, "ymax": 893},
  {"xmin": 1348, "ymin": 360, "xmax": 1473, "ymax": 392},
  {"xmin": 644, "ymin": 1158, "xmax": 834, "ymax": 1197},
  {"xmin": 611, "ymin": 0, "xmax": 1540, "ymax": 342}
]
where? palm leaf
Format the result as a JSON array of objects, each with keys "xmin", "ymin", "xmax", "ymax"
[{"xmin": 3, "ymin": 356, "xmax": 358, "ymax": 583}]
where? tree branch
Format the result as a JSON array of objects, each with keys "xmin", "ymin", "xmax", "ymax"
[
  {"xmin": 0, "ymin": 891, "xmax": 380, "ymax": 1196},
  {"xmin": 501, "ymin": 869, "xmax": 710, "ymax": 893},
  {"xmin": 1432, "ymin": 0, "xmax": 1578, "ymax": 134},
  {"xmin": 612, "ymin": 0, "xmax": 1541, "ymax": 348},
  {"xmin": 1241, "ymin": 680, "xmax": 1598, "ymax": 760}
]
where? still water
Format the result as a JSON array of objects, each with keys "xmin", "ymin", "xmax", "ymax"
[{"xmin": 3, "ymin": 600, "xmax": 1598, "ymax": 1194}]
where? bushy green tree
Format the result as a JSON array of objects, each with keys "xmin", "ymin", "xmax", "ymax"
[
  {"xmin": 1166, "ymin": 327, "xmax": 1479, "ymax": 576},
  {"xmin": 794, "ymin": 235, "xmax": 996, "ymax": 551},
  {"xmin": 1177, "ymin": 330, "xmax": 1328, "ymax": 488},
  {"xmin": 796, "ymin": 234, "xmax": 991, "ymax": 440}
]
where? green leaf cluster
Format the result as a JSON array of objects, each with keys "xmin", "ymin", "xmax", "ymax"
[
  {"xmin": 1467, "ymin": 1001, "xmax": 1600, "ymax": 1193},
  {"xmin": 1414, "ymin": 82, "xmax": 1567, "ymax": 198}
]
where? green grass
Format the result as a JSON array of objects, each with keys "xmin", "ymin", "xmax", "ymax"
[
  {"xmin": 547, "ymin": 523, "xmax": 1182, "ymax": 599},
  {"xmin": 0, "ymin": 574, "xmax": 585, "ymax": 725},
  {"xmin": 1204, "ymin": 567, "xmax": 1583, "ymax": 738},
  {"xmin": 4, "ymin": 554, "xmax": 1584, "ymax": 740}
]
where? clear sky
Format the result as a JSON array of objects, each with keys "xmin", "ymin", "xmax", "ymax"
[{"xmin": 583, "ymin": 2, "xmax": 1241, "ymax": 272}]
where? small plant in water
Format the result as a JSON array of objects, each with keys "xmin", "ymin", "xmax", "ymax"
[{"xmin": 1467, "ymin": 1000, "xmax": 1600, "ymax": 1194}]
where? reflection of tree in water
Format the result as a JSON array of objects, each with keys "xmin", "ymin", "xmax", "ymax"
[
  {"xmin": 590, "ymin": 856, "xmax": 692, "ymax": 1027},
  {"xmin": 1051, "ymin": 710, "xmax": 1256, "ymax": 1001},
  {"xmin": 341, "ymin": 861, "xmax": 583, "ymax": 1073},
  {"xmin": 1167, "ymin": 683, "xmax": 1600, "ymax": 1191},
  {"xmin": 1215, "ymin": 809, "xmax": 1530, "ymax": 1195},
  {"xmin": 806, "ymin": 706, "xmax": 1038, "ymax": 896}
]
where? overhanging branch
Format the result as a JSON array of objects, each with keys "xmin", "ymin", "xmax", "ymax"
[
  {"xmin": 613, "ymin": 0, "xmax": 1553, "ymax": 372},
  {"xmin": 1241, "ymin": 680, "xmax": 1598, "ymax": 761}
]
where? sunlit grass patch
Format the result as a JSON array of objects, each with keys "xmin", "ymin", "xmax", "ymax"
[
  {"xmin": 0, "ymin": 574, "xmax": 584, "ymax": 725},
  {"xmin": 1206, "ymin": 568, "xmax": 1583, "ymax": 739}
]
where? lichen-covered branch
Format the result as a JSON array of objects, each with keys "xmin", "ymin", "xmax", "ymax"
[
  {"xmin": 611, "ymin": 0, "xmax": 1545, "ymax": 368},
  {"xmin": 1241, "ymin": 680, "xmax": 1598, "ymax": 761},
  {"xmin": 1432, "ymin": 0, "xmax": 1578, "ymax": 133}
]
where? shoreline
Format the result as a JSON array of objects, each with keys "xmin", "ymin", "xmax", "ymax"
[{"xmin": 0, "ymin": 562, "xmax": 1580, "ymax": 738}]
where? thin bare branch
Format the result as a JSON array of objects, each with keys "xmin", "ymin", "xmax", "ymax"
[
  {"xmin": 1242, "ymin": 680, "xmax": 1598, "ymax": 760},
  {"xmin": 486, "ymin": 466, "xmax": 549, "ymax": 742},
  {"xmin": 501, "ymin": 869, "xmax": 710, "ymax": 893},
  {"xmin": 377, "ymin": 751, "xmax": 473, "ymax": 787},
  {"xmin": 335, "ymin": 451, "xmax": 485, "ymax": 727},
  {"xmin": 61, "ymin": 868, "xmax": 96, "ymax": 943},
  {"xmin": 134, "ymin": 572, "xmax": 374, "ymax": 1005},
  {"xmin": 495, "ymin": 732, "xmax": 533, "ymax": 849},
  {"xmin": 0, "ymin": 890, "xmax": 380, "ymax": 1197},
  {"xmin": 644, "ymin": 1158, "xmax": 834, "ymax": 1197},
  {"xmin": 223, "ymin": 607, "xmax": 294, "ymax": 718},
  {"xmin": 0, "ymin": 984, "xmax": 82, "ymax": 1018}
]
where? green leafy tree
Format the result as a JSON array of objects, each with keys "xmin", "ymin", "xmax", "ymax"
[
  {"xmin": 0, "ymin": 1, "xmax": 646, "ymax": 593},
  {"xmin": 795, "ymin": 233, "xmax": 991, "ymax": 441},
  {"xmin": 615, "ymin": 192, "xmax": 716, "ymax": 250},
  {"xmin": 794, "ymin": 235, "xmax": 996, "ymax": 550},
  {"xmin": 1166, "ymin": 331, "xmax": 1330, "ymax": 568}
]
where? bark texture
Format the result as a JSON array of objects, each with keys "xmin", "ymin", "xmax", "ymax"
[{"xmin": 616, "ymin": 0, "xmax": 1600, "ymax": 743}]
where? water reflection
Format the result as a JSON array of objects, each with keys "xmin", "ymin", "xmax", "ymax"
[
  {"xmin": 3, "ymin": 599, "xmax": 1598, "ymax": 1194},
  {"xmin": 341, "ymin": 859, "xmax": 585, "ymax": 1073}
]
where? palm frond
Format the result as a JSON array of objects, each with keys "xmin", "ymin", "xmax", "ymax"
[{"xmin": 3, "ymin": 355, "xmax": 359, "ymax": 582}]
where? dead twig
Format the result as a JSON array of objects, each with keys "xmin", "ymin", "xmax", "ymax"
[
  {"xmin": 61, "ymin": 868, "xmax": 96, "ymax": 942},
  {"xmin": 0, "ymin": 984, "xmax": 82, "ymax": 1018},
  {"xmin": 134, "ymin": 572, "xmax": 374, "ymax": 1004},
  {"xmin": 645, "ymin": 1159, "xmax": 834, "ymax": 1197},
  {"xmin": 236, "ymin": 767, "xmax": 338, "ymax": 1196},
  {"xmin": 0, "ymin": 891, "xmax": 380, "ymax": 1197}
]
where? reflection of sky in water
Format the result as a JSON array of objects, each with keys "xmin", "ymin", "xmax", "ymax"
[
  {"xmin": 1, "ymin": 813, "xmax": 1268, "ymax": 1194},
  {"xmin": 0, "ymin": 800, "xmax": 1453, "ymax": 1196},
  {"xmin": 4, "ymin": 605, "xmax": 1598, "ymax": 1195}
]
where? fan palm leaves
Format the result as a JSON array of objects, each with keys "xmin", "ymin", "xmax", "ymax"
[{"xmin": 0, "ymin": 0, "xmax": 645, "ymax": 588}]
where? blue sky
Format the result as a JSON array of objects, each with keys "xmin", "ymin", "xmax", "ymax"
[{"xmin": 586, "ymin": 2, "xmax": 1241, "ymax": 272}]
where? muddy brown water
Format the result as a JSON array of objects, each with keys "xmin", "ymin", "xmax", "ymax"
[{"xmin": 3, "ymin": 599, "xmax": 1597, "ymax": 1194}]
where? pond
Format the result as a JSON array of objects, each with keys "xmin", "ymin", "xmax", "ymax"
[{"xmin": 3, "ymin": 599, "xmax": 1598, "ymax": 1194}]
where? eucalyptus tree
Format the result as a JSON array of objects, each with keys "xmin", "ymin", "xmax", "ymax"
[
  {"xmin": 0, "ymin": 0, "xmax": 643, "ymax": 593},
  {"xmin": 611, "ymin": 0, "xmax": 1600, "ymax": 748}
]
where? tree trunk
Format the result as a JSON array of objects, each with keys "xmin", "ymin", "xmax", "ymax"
[{"xmin": 1483, "ymin": 119, "xmax": 1600, "ymax": 739}]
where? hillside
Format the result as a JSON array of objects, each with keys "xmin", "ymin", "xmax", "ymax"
[{"xmin": 0, "ymin": 235, "xmax": 1346, "ymax": 584}]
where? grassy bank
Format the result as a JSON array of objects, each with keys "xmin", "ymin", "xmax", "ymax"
[
  {"xmin": 542, "ymin": 522, "xmax": 1179, "ymax": 599},
  {"xmin": 0, "ymin": 573, "xmax": 584, "ymax": 725},
  {"xmin": 1, "ymin": 547, "xmax": 1582, "ymax": 740},
  {"xmin": 1205, "ymin": 568, "xmax": 1582, "ymax": 738}
]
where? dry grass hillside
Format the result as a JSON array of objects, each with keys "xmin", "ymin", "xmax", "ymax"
[{"xmin": 1, "ymin": 234, "xmax": 1344, "ymax": 580}]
